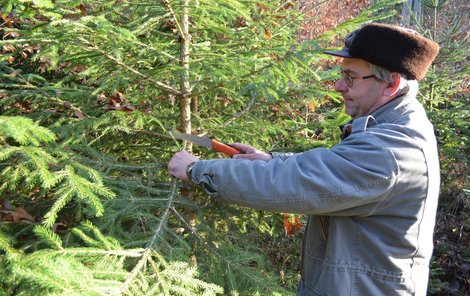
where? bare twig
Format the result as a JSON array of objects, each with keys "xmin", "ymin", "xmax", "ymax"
[
  {"xmin": 218, "ymin": 92, "xmax": 256, "ymax": 128},
  {"xmin": 162, "ymin": 0, "xmax": 187, "ymax": 42}
]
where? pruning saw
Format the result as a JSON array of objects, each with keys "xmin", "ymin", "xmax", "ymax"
[{"xmin": 169, "ymin": 130, "xmax": 240, "ymax": 157}]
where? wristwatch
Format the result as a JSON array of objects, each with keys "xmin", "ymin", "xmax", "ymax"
[{"xmin": 186, "ymin": 161, "xmax": 196, "ymax": 182}]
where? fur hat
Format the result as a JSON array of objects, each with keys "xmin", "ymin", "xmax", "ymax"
[{"xmin": 324, "ymin": 23, "xmax": 439, "ymax": 80}]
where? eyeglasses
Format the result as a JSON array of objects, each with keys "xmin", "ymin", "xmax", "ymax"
[{"xmin": 340, "ymin": 70, "xmax": 376, "ymax": 88}]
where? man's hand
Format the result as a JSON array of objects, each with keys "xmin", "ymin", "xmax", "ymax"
[
  {"xmin": 168, "ymin": 151, "xmax": 200, "ymax": 183},
  {"xmin": 230, "ymin": 143, "xmax": 272, "ymax": 161}
]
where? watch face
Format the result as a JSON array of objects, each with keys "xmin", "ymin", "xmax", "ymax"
[{"xmin": 186, "ymin": 162, "xmax": 195, "ymax": 181}]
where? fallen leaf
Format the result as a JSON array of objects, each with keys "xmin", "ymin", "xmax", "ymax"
[
  {"xmin": 2, "ymin": 44, "xmax": 15, "ymax": 53},
  {"xmin": 282, "ymin": 213, "xmax": 304, "ymax": 236},
  {"xmin": 73, "ymin": 108, "xmax": 85, "ymax": 118},
  {"xmin": 0, "ymin": 206, "xmax": 35, "ymax": 223},
  {"xmin": 15, "ymin": 207, "xmax": 35, "ymax": 222},
  {"xmin": 109, "ymin": 91, "xmax": 126, "ymax": 104},
  {"xmin": 308, "ymin": 101, "xmax": 315, "ymax": 112},
  {"xmin": 121, "ymin": 104, "xmax": 136, "ymax": 112},
  {"xmin": 256, "ymin": 3, "xmax": 269, "ymax": 11},
  {"xmin": 264, "ymin": 28, "xmax": 272, "ymax": 40},
  {"xmin": 63, "ymin": 101, "xmax": 72, "ymax": 109}
]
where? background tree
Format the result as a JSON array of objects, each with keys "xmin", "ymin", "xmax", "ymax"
[{"xmin": 403, "ymin": 0, "xmax": 469, "ymax": 294}]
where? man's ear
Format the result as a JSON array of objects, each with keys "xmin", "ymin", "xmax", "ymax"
[{"xmin": 383, "ymin": 73, "xmax": 401, "ymax": 96}]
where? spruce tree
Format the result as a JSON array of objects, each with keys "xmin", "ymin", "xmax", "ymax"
[{"xmin": 1, "ymin": 0, "xmax": 409, "ymax": 294}]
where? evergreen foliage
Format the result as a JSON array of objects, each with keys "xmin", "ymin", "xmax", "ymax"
[
  {"xmin": 403, "ymin": 1, "xmax": 469, "ymax": 294},
  {"xmin": 0, "ymin": 115, "xmax": 115, "ymax": 229},
  {"xmin": 0, "ymin": 0, "xmax": 467, "ymax": 294}
]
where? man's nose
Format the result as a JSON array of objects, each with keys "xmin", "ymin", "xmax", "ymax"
[{"xmin": 334, "ymin": 78, "xmax": 348, "ymax": 92}]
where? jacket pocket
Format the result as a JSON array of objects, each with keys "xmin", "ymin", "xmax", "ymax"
[{"xmin": 353, "ymin": 272, "xmax": 414, "ymax": 296}]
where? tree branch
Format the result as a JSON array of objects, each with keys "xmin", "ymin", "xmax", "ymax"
[
  {"xmin": 118, "ymin": 179, "xmax": 178, "ymax": 294},
  {"xmin": 162, "ymin": 0, "xmax": 187, "ymax": 42},
  {"xmin": 218, "ymin": 92, "xmax": 256, "ymax": 128},
  {"xmin": 78, "ymin": 37, "xmax": 181, "ymax": 95}
]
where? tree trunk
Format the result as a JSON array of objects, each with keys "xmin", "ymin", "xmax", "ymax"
[
  {"xmin": 179, "ymin": 0, "xmax": 192, "ymax": 150},
  {"xmin": 402, "ymin": 0, "xmax": 422, "ymax": 26},
  {"xmin": 191, "ymin": 96, "xmax": 198, "ymax": 114},
  {"xmin": 428, "ymin": 2, "xmax": 438, "ymax": 111}
]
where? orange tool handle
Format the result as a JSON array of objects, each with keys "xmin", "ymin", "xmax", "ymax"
[{"xmin": 210, "ymin": 140, "xmax": 240, "ymax": 157}]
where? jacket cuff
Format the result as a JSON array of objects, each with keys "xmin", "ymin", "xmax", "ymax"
[{"xmin": 189, "ymin": 160, "xmax": 218, "ymax": 194}]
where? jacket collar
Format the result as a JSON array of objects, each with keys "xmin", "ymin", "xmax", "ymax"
[
  {"xmin": 370, "ymin": 93, "xmax": 415, "ymax": 124},
  {"xmin": 340, "ymin": 93, "xmax": 416, "ymax": 139}
]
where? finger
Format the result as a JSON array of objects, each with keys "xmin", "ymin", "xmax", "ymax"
[
  {"xmin": 230, "ymin": 143, "xmax": 250, "ymax": 151},
  {"xmin": 231, "ymin": 143, "xmax": 258, "ymax": 155}
]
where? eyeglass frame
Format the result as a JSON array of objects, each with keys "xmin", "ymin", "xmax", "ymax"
[{"xmin": 340, "ymin": 70, "xmax": 377, "ymax": 88}]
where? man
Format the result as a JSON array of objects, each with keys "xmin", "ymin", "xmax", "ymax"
[{"xmin": 168, "ymin": 23, "xmax": 440, "ymax": 295}]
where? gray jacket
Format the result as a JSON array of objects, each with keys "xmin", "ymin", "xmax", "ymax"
[{"xmin": 190, "ymin": 93, "xmax": 440, "ymax": 295}]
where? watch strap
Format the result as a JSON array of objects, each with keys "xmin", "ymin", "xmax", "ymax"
[{"xmin": 185, "ymin": 161, "xmax": 196, "ymax": 182}]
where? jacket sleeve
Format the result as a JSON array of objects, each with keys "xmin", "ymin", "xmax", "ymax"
[{"xmin": 191, "ymin": 132, "xmax": 399, "ymax": 216}]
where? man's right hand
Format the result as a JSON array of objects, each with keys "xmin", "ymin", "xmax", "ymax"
[
  {"xmin": 230, "ymin": 143, "xmax": 272, "ymax": 161},
  {"xmin": 168, "ymin": 151, "xmax": 200, "ymax": 183}
]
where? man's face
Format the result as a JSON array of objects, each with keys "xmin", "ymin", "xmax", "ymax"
[{"xmin": 334, "ymin": 58, "xmax": 388, "ymax": 119}]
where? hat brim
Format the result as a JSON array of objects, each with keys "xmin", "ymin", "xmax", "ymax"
[{"xmin": 323, "ymin": 49, "xmax": 353, "ymax": 58}]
